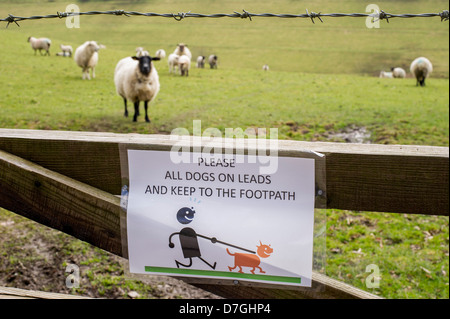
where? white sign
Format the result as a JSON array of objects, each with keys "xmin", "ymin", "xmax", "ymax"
[{"xmin": 126, "ymin": 150, "xmax": 315, "ymax": 287}]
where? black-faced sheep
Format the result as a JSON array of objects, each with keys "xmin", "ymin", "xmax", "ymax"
[
  {"xmin": 173, "ymin": 43, "xmax": 192, "ymax": 59},
  {"xmin": 410, "ymin": 57, "xmax": 433, "ymax": 87},
  {"xmin": 114, "ymin": 55, "xmax": 161, "ymax": 122},
  {"xmin": 27, "ymin": 37, "xmax": 51, "ymax": 56},
  {"xmin": 208, "ymin": 55, "xmax": 218, "ymax": 69},
  {"xmin": 196, "ymin": 56, "xmax": 206, "ymax": 68},
  {"xmin": 74, "ymin": 41, "xmax": 100, "ymax": 80}
]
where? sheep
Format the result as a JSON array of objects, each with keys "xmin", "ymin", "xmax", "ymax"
[
  {"xmin": 74, "ymin": 41, "xmax": 101, "ymax": 80},
  {"xmin": 27, "ymin": 36, "xmax": 51, "ymax": 56},
  {"xmin": 410, "ymin": 57, "xmax": 433, "ymax": 87},
  {"xmin": 379, "ymin": 71, "xmax": 393, "ymax": 78},
  {"xmin": 391, "ymin": 67, "xmax": 406, "ymax": 78},
  {"xmin": 208, "ymin": 55, "xmax": 218, "ymax": 69},
  {"xmin": 173, "ymin": 43, "xmax": 192, "ymax": 59},
  {"xmin": 178, "ymin": 55, "xmax": 191, "ymax": 76},
  {"xmin": 168, "ymin": 53, "xmax": 180, "ymax": 74},
  {"xmin": 114, "ymin": 55, "xmax": 161, "ymax": 122},
  {"xmin": 262, "ymin": 64, "xmax": 269, "ymax": 71},
  {"xmin": 136, "ymin": 47, "xmax": 149, "ymax": 57},
  {"xmin": 196, "ymin": 56, "xmax": 206, "ymax": 68},
  {"xmin": 155, "ymin": 49, "xmax": 166, "ymax": 59},
  {"xmin": 56, "ymin": 51, "xmax": 71, "ymax": 57},
  {"xmin": 60, "ymin": 44, "xmax": 73, "ymax": 57}
]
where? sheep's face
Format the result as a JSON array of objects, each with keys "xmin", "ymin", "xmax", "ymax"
[{"xmin": 132, "ymin": 56, "xmax": 160, "ymax": 76}]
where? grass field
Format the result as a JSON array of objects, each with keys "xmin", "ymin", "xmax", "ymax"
[{"xmin": 0, "ymin": 0, "xmax": 449, "ymax": 299}]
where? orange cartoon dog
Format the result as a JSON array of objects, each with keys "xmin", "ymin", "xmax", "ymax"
[{"xmin": 227, "ymin": 241, "xmax": 273, "ymax": 274}]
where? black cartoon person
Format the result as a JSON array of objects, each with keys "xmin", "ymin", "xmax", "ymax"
[{"xmin": 168, "ymin": 207, "xmax": 217, "ymax": 269}]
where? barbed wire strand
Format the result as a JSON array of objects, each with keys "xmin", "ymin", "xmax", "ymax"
[{"xmin": 1, "ymin": 9, "xmax": 449, "ymax": 28}]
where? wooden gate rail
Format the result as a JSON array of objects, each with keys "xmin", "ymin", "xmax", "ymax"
[{"xmin": 0, "ymin": 128, "xmax": 448, "ymax": 299}]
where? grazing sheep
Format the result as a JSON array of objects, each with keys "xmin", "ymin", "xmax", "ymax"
[
  {"xmin": 410, "ymin": 57, "xmax": 433, "ymax": 87},
  {"xmin": 178, "ymin": 55, "xmax": 191, "ymax": 76},
  {"xmin": 173, "ymin": 43, "xmax": 192, "ymax": 59},
  {"xmin": 391, "ymin": 67, "xmax": 406, "ymax": 78},
  {"xmin": 262, "ymin": 64, "xmax": 269, "ymax": 71},
  {"xmin": 136, "ymin": 47, "xmax": 149, "ymax": 57},
  {"xmin": 155, "ymin": 49, "xmax": 166, "ymax": 59},
  {"xmin": 114, "ymin": 55, "xmax": 161, "ymax": 122},
  {"xmin": 56, "ymin": 52, "xmax": 71, "ymax": 57},
  {"xmin": 74, "ymin": 41, "xmax": 101, "ymax": 80},
  {"xmin": 196, "ymin": 56, "xmax": 206, "ymax": 68},
  {"xmin": 168, "ymin": 53, "xmax": 180, "ymax": 74},
  {"xmin": 208, "ymin": 55, "xmax": 218, "ymax": 69},
  {"xmin": 27, "ymin": 36, "xmax": 51, "ymax": 56},
  {"xmin": 379, "ymin": 71, "xmax": 393, "ymax": 78},
  {"xmin": 60, "ymin": 44, "xmax": 73, "ymax": 57}
]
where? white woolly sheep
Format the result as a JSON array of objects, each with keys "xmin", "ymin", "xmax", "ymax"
[
  {"xmin": 391, "ymin": 67, "xmax": 406, "ymax": 78},
  {"xmin": 74, "ymin": 41, "xmax": 101, "ymax": 80},
  {"xmin": 168, "ymin": 53, "xmax": 180, "ymax": 74},
  {"xmin": 379, "ymin": 71, "xmax": 393, "ymax": 78},
  {"xmin": 136, "ymin": 47, "xmax": 149, "ymax": 57},
  {"xmin": 155, "ymin": 49, "xmax": 166, "ymax": 59},
  {"xmin": 196, "ymin": 56, "xmax": 206, "ymax": 68},
  {"xmin": 60, "ymin": 44, "xmax": 73, "ymax": 57},
  {"xmin": 262, "ymin": 64, "xmax": 269, "ymax": 71},
  {"xmin": 27, "ymin": 36, "xmax": 51, "ymax": 56},
  {"xmin": 208, "ymin": 55, "xmax": 218, "ymax": 69},
  {"xmin": 178, "ymin": 55, "xmax": 191, "ymax": 76},
  {"xmin": 410, "ymin": 57, "xmax": 433, "ymax": 87},
  {"xmin": 173, "ymin": 43, "xmax": 192, "ymax": 59},
  {"xmin": 114, "ymin": 55, "xmax": 161, "ymax": 122}
]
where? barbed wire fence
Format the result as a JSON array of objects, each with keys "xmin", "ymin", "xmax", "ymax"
[{"xmin": 1, "ymin": 9, "xmax": 449, "ymax": 28}]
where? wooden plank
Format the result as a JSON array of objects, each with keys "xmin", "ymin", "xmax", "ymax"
[
  {"xmin": 0, "ymin": 150, "xmax": 379, "ymax": 299},
  {"xmin": 0, "ymin": 286, "xmax": 91, "ymax": 299},
  {"xmin": 0, "ymin": 129, "xmax": 448, "ymax": 215}
]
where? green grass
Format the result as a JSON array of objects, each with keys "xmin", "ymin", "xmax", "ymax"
[{"xmin": 0, "ymin": 0, "xmax": 449, "ymax": 299}]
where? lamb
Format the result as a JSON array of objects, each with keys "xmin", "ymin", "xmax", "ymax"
[
  {"xmin": 114, "ymin": 55, "xmax": 161, "ymax": 122},
  {"xmin": 178, "ymin": 55, "xmax": 191, "ymax": 76},
  {"xmin": 196, "ymin": 56, "xmax": 206, "ymax": 68},
  {"xmin": 60, "ymin": 44, "xmax": 73, "ymax": 57},
  {"xmin": 208, "ymin": 55, "xmax": 218, "ymax": 69},
  {"xmin": 74, "ymin": 41, "xmax": 100, "ymax": 80},
  {"xmin": 168, "ymin": 53, "xmax": 180, "ymax": 74},
  {"xmin": 173, "ymin": 43, "xmax": 192, "ymax": 59},
  {"xmin": 379, "ymin": 71, "xmax": 393, "ymax": 78},
  {"xmin": 27, "ymin": 36, "xmax": 51, "ymax": 56},
  {"xmin": 410, "ymin": 57, "xmax": 433, "ymax": 87},
  {"xmin": 391, "ymin": 67, "xmax": 406, "ymax": 78},
  {"xmin": 155, "ymin": 49, "xmax": 166, "ymax": 59}
]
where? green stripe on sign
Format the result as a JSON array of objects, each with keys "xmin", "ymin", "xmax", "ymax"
[{"xmin": 144, "ymin": 266, "xmax": 301, "ymax": 284}]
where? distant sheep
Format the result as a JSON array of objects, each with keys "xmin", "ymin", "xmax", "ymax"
[
  {"xmin": 262, "ymin": 64, "xmax": 269, "ymax": 71},
  {"xmin": 379, "ymin": 71, "xmax": 393, "ymax": 78},
  {"xmin": 74, "ymin": 41, "xmax": 101, "ymax": 80},
  {"xmin": 173, "ymin": 43, "xmax": 192, "ymax": 59},
  {"xmin": 168, "ymin": 53, "xmax": 180, "ymax": 74},
  {"xmin": 114, "ymin": 55, "xmax": 161, "ymax": 122},
  {"xmin": 136, "ymin": 47, "xmax": 149, "ymax": 57},
  {"xmin": 196, "ymin": 56, "xmax": 206, "ymax": 68},
  {"xmin": 178, "ymin": 55, "xmax": 191, "ymax": 76},
  {"xmin": 208, "ymin": 55, "xmax": 218, "ymax": 69},
  {"xmin": 410, "ymin": 57, "xmax": 433, "ymax": 87},
  {"xmin": 155, "ymin": 49, "xmax": 166, "ymax": 59},
  {"xmin": 60, "ymin": 44, "xmax": 73, "ymax": 57},
  {"xmin": 391, "ymin": 67, "xmax": 406, "ymax": 78},
  {"xmin": 27, "ymin": 36, "xmax": 51, "ymax": 56}
]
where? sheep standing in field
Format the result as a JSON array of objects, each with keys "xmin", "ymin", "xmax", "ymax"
[
  {"xmin": 196, "ymin": 56, "xmax": 206, "ymax": 68},
  {"xmin": 168, "ymin": 53, "xmax": 180, "ymax": 74},
  {"xmin": 391, "ymin": 67, "xmax": 406, "ymax": 78},
  {"xmin": 173, "ymin": 43, "xmax": 192, "ymax": 59},
  {"xmin": 114, "ymin": 55, "xmax": 161, "ymax": 122},
  {"xmin": 262, "ymin": 64, "xmax": 269, "ymax": 71},
  {"xmin": 178, "ymin": 55, "xmax": 191, "ymax": 76},
  {"xmin": 379, "ymin": 71, "xmax": 393, "ymax": 78},
  {"xmin": 155, "ymin": 49, "xmax": 166, "ymax": 59},
  {"xmin": 136, "ymin": 47, "xmax": 149, "ymax": 57},
  {"xmin": 74, "ymin": 41, "xmax": 101, "ymax": 80},
  {"xmin": 27, "ymin": 36, "xmax": 51, "ymax": 56},
  {"xmin": 208, "ymin": 55, "xmax": 218, "ymax": 69},
  {"xmin": 60, "ymin": 44, "xmax": 73, "ymax": 57},
  {"xmin": 410, "ymin": 57, "xmax": 433, "ymax": 87}
]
